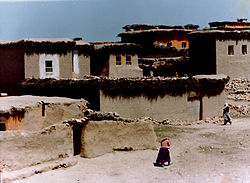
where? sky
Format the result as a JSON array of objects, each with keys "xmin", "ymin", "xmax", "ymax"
[{"xmin": 0, "ymin": 0, "xmax": 250, "ymax": 42}]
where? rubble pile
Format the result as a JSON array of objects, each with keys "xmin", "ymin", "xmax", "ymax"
[
  {"xmin": 64, "ymin": 110, "xmax": 134, "ymax": 125},
  {"xmin": 225, "ymin": 79, "xmax": 250, "ymax": 101},
  {"xmin": 229, "ymin": 104, "xmax": 250, "ymax": 116},
  {"xmin": 136, "ymin": 116, "xmax": 225, "ymax": 126}
]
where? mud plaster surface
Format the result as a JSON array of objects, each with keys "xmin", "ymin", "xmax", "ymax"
[
  {"xmin": 0, "ymin": 95, "xmax": 82, "ymax": 112},
  {"xmin": 11, "ymin": 117, "xmax": 250, "ymax": 183}
]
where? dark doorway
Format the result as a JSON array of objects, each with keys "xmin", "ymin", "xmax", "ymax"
[
  {"xmin": 73, "ymin": 124, "xmax": 82, "ymax": 155},
  {"xmin": 0, "ymin": 123, "xmax": 6, "ymax": 131}
]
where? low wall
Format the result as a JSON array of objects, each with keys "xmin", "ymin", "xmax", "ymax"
[
  {"xmin": 0, "ymin": 124, "xmax": 73, "ymax": 171},
  {"xmin": 100, "ymin": 92, "xmax": 225, "ymax": 121},
  {"xmin": 80, "ymin": 120, "xmax": 158, "ymax": 158},
  {"xmin": 0, "ymin": 96, "xmax": 88, "ymax": 131}
]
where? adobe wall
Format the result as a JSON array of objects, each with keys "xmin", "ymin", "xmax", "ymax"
[
  {"xmin": 24, "ymin": 54, "xmax": 40, "ymax": 79},
  {"xmin": 216, "ymin": 40, "xmax": 250, "ymax": 79},
  {"xmin": 24, "ymin": 53, "xmax": 73, "ymax": 79},
  {"xmin": 109, "ymin": 54, "xmax": 143, "ymax": 78},
  {"xmin": 59, "ymin": 53, "xmax": 73, "ymax": 78},
  {"xmin": 100, "ymin": 91, "xmax": 225, "ymax": 121},
  {"xmin": 0, "ymin": 96, "xmax": 87, "ymax": 131},
  {"xmin": 154, "ymin": 34, "xmax": 189, "ymax": 49},
  {"xmin": 0, "ymin": 47, "xmax": 25, "ymax": 94},
  {"xmin": 202, "ymin": 91, "xmax": 225, "ymax": 118},
  {"xmin": 76, "ymin": 55, "xmax": 91, "ymax": 78},
  {"xmin": 100, "ymin": 93, "xmax": 188, "ymax": 121},
  {"xmin": 0, "ymin": 124, "xmax": 73, "ymax": 171},
  {"xmin": 80, "ymin": 120, "xmax": 158, "ymax": 158}
]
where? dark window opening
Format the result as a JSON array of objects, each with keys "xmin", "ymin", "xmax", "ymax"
[
  {"xmin": 45, "ymin": 60, "xmax": 53, "ymax": 73},
  {"xmin": 182, "ymin": 42, "xmax": 187, "ymax": 48},
  {"xmin": 167, "ymin": 42, "xmax": 172, "ymax": 47},
  {"xmin": 228, "ymin": 45, "xmax": 234, "ymax": 55},
  {"xmin": 126, "ymin": 55, "xmax": 132, "ymax": 65},
  {"xmin": 115, "ymin": 55, "xmax": 121, "ymax": 65},
  {"xmin": 242, "ymin": 45, "xmax": 247, "ymax": 55}
]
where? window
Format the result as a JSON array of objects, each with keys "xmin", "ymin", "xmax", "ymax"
[
  {"xmin": 45, "ymin": 60, "xmax": 53, "ymax": 73},
  {"xmin": 182, "ymin": 42, "xmax": 187, "ymax": 48},
  {"xmin": 115, "ymin": 55, "xmax": 122, "ymax": 65},
  {"xmin": 167, "ymin": 42, "xmax": 172, "ymax": 47},
  {"xmin": 126, "ymin": 55, "xmax": 132, "ymax": 65},
  {"xmin": 228, "ymin": 45, "xmax": 234, "ymax": 55},
  {"xmin": 242, "ymin": 45, "xmax": 247, "ymax": 55}
]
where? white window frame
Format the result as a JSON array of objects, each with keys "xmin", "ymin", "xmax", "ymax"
[
  {"xmin": 39, "ymin": 54, "xmax": 59, "ymax": 79},
  {"xmin": 73, "ymin": 50, "xmax": 79, "ymax": 74}
]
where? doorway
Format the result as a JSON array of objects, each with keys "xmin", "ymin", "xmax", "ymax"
[{"xmin": 187, "ymin": 97, "xmax": 203, "ymax": 121}]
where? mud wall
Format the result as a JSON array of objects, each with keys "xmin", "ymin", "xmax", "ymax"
[
  {"xmin": 80, "ymin": 120, "xmax": 158, "ymax": 158},
  {"xmin": 24, "ymin": 53, "xmax": 73, "ymax": 79},
  {"xmin": 216, "ymin": 40, "xmax": 250, "ymax": 79},
  {"xmin": 1, "ymin": 100, "xmax": 87, "ymax": 131},
  {"xmin": 0, "ymin": 47, "xmax": 25, "ymax": 95},
  {"xmin": 202, "ymin": 91, "xmax": 225, "ymax": 119},
  {"xmin": 0, "ymin": 124, "xmax": 73, "ymax": 171},
  {"xmin": 100, "ymin": 92, "xmax": 189, "ymax": 121},
  {"xmin": 100, "ymin": 91, "xmax": 225, "ymax": 121},
  {"xmin": 109, "ymin": 54, "xmax": 143, "ymax": 78}
]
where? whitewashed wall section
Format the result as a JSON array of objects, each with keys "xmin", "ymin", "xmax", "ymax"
[
  {"xmin": 39, "ymin": 54, "xmax": 60, "ymax": 79},
  {"xmin": 73, "ymin": 50, "xmax": 79, "ymax": 75}
]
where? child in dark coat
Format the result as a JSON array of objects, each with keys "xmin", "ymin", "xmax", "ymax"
[{"xmin": 154, "ymin": 137, "xmax": 171, "ymax": 167}]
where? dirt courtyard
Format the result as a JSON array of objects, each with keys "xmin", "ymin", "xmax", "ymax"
[{"xmin": 11, "ymin": 116, "xmax": 250, "ymax": 183}]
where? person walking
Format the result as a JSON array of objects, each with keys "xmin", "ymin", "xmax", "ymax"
[
  {"xmin": 154, "ymin": 137, "xmax": 171, "ymax": 167},
  {"xmin": 223, "ymin": 103, "xmax": 232, "ymax": 125}
]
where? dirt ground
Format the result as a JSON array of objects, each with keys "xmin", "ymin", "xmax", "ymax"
[
  {"xmin": 10, "ymin": 115, "xmax": 249, "ymax": 183},
  {"xmin": 5, "ymin": 80, "xmax": 250, "ymax": 183}
]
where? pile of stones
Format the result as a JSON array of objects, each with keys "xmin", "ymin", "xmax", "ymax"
[{"xmin": 225, "ymin": 79, "xmax": 249, "ymax": 101}]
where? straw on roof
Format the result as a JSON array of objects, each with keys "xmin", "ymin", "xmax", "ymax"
[
  {"xmin": 0, "ymin": 38, "xmax": 92, "ymax": 55},
  {"xmin": 189, "ymin": 30, "xmax": 250, "ymax": 40},
  {"xmin": 118, "ymin": 29, "xmax": 193, "ymax": 37}
]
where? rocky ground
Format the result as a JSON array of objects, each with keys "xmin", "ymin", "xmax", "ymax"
[{"xmin": 3, "ymin": 79, "xmax": 250, "ymax": 183}]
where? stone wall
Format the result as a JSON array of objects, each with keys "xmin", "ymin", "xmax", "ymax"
[
  {"xmin": 0, "ymin": 124, "xmax": 73, "ymax": 171},
  {"xmin": 80, "ymin": 120, "xmax": 157, "ymax": 158}
]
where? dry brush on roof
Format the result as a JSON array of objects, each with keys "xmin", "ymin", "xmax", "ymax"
[
  {"xmin": 138, "ymin": 45, "xmax": 189, "ymax": 59},
  {"xmin": 118, "ymin": 29, "xmax": 193, "ymax": 37},
  {"xmin": 92, "ymin": 43, "xmax": 143, "ymax": 55},
  {"xmin": 139, "ymin": 57, "xmax": 191, "ymax": 77},
  {"xmin": 0, "ymin": 40, "xmax": 93, "ymax": 55},
  {"xmin": 122, "ymin": 24, "xmax": 199, "ymax": 31},
  {"xmin": 189, "ymin": 30, "xmax": 250, "ymax": 41},
  {"xmin": 20, "ymin": 75, "xmax": 229, "ymax": 100}
]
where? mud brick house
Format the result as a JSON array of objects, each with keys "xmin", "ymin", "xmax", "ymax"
[
  {"xmin": 189, "ymin": 19, "xmax": 250, "ymax": 79},
  {"xmin": 117, "ymin": 24, "xmax": 199, "ymax": 77},
  {"xmin": 21, "ymin": 74, "xmax": 229, "ymax": 122},
  {"xmin": 118, "ymin": 24, "xmax": 199, "ymax": 50},
  {"xmin": 209, "ymin": 18, "xmax": 250, "ymax": 30},
  {"xmin": 90, "ymin": 42, "xmax": 143, "ymax": 78},
  {"xmin": 0, "ymin": 38, "xmax": 91, "ymax": 95}
]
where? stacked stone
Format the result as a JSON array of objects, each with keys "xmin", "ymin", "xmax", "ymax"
[{"xmin": 225, "ymin": 79, "xmax": 249, "ymax": 101}]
